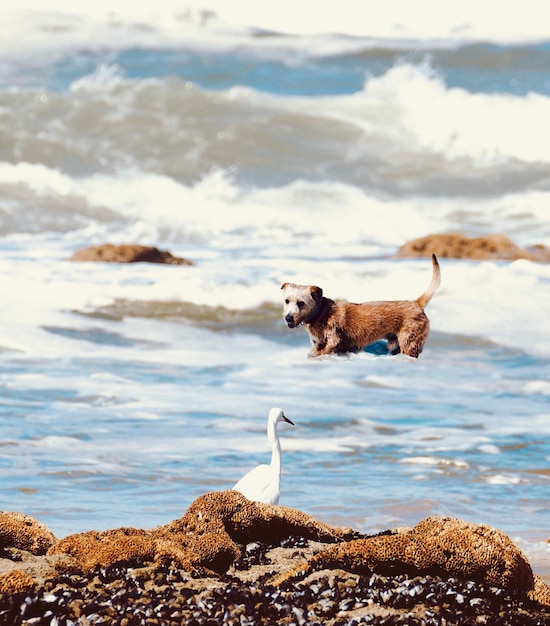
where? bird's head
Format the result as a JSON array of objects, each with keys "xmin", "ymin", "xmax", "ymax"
[{"xmin": 270, "ymin": 407, "xmax": 294, "ymax": 426}]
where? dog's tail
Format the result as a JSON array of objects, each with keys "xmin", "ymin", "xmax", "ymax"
[{"xmin": 416, "ymin": 254, "xmax": 441, "ymax": 309}]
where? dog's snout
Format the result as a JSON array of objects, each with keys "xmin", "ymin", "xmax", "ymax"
[{"xmin": 284, "ymin": 312, "xmax": 297, "ymax": 328}]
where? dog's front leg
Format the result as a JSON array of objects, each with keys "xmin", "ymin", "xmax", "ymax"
[
  {"xmin": 307, "ymin": 330, "xmax": 328, "ymax": 358},
  {"xmin": 308, "ymin": 341, "xmax": 324, "ymax": 358},
  {"xmin": 308, "ymin": 331, "xmax": 339, "ymax": 357}
]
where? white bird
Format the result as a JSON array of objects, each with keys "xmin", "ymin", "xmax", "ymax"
[{"xmin": 232, "ymin": 407, "xmax": 294, "ymax": 505}]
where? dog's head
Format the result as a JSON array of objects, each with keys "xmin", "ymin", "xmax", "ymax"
[{"xmin": 280, "ymin": 282, "xmax": 323, "ymax": 328}]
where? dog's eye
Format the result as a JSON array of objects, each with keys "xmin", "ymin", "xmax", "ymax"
[
  {"xmin": 285, "ymin": 299, "xmax": 290, "ymax": 304},
  {"xmin": 297, "ymin": 301, "xmax": 305, "ymax": 310}
]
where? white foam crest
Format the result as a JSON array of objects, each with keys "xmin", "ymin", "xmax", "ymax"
[
  {"xmin": 477, "ymin": 444, "xmax": 501, "ymax": 455},
  {"xmin": 71, "ymin": 169, "xmax": 451, "ymax": 250},
  {"xmin": 352, "ymin": 62, "xmax": 550, "ymax": 164},
  {"xmin": 32, "ymin": 435, "xmax": 85, "ymax": 449},
  {"xmin": 224, "ymin": 62, "xmax": 550, "ymax": 166},
  {"xmin": 401, "ymin": 456, "xmax": 469, "ymax": 469},
  {"xmin": 0, "ymin": 161, "xmax": 436, "ymax": 246},
  {"xmin": 0, "ymin": 162, "xmax": 74, "ymax": 196},
  {"xmin": 69, "ymin": 63, "xmax": 126, "ymax": 92},
  {"xmin": 485, "ymin": 474, "xmax": 528, "ymax": 485}
]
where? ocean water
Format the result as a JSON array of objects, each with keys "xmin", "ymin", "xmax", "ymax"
[{"xmin": 0, "ymin": 1, "xmax": 549, "ymax": 582}]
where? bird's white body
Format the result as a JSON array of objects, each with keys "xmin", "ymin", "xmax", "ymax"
[{"xmin": 233, "ymin": 407, "xmax": 294, "ymax": 505}]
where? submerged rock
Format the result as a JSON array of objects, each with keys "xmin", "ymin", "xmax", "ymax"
[
  {"xmin": 70, "ymin": 243, "xmax": 195, "ymax": 265},
  {"xmin": 398, "ymin": 233, "xmax": 550, "ymax": 262}
]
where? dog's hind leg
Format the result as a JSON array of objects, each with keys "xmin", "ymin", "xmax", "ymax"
[
  {"xmin": 399, "ymin": 338, "xmax": 422, "ymax": 358},
  {"xmin": 397, "ymin": 316, "xmax": 430, "ymax": 358}
]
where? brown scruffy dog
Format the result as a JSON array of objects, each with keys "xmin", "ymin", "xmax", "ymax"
[{"xmin": 281, "ymin": 254, "xmax": 441, "ymax": 358}]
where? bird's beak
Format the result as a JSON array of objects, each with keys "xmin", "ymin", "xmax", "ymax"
[{"xmin": 283, "ymin": 413, "xmax": 294, "ymax": 426}]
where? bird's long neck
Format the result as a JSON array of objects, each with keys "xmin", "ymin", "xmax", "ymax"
[{"xmin": 268, "ymin": 420, "xmax": 282, "ymax": 476}]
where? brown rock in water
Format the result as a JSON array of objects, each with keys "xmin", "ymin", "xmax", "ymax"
[
  {"xmin": 0, "ymin": 511, "xmax": 57, "ymax": 556},
  {"xmin": 70, "ymin": 243, "xmax": 195, "ymax": 265},
  {"xmin": 398, "ymin": 233, "xmax": 550, "ymax": 262}
]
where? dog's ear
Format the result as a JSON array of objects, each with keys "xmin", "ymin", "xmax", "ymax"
[
  {"xmin": 310, "ymin": 286, "xmax": 323, "ymax": 302},
  {"xmin": 281, "ymin": 283, "xmax": 288, "ymax": 290}
]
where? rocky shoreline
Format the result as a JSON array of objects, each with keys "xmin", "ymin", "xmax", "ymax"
[
  {"xmin": 1, "ymin": 543, "xmax": 549, "ymax": 625},
  {"xmin": 1, "ymin": 492, "xmax": 549, "ymax": 625}
]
